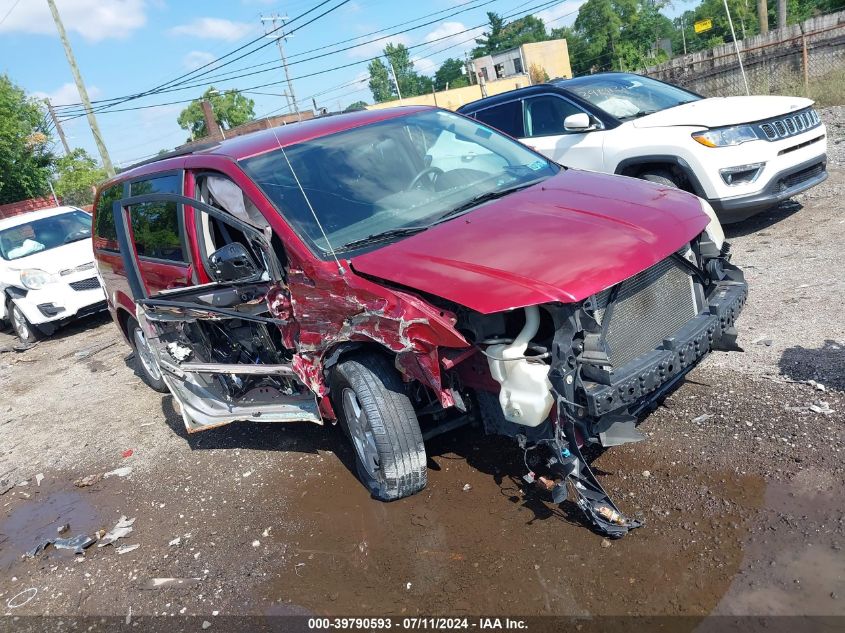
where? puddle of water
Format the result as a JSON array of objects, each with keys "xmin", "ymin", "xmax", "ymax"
[
  {"xmin": 0, "ymin": 488, "xmax": 101, "ymax": 570},
  {"xmin": 260, "ymin": 431, "xmax": 760, "ymax": 617}
]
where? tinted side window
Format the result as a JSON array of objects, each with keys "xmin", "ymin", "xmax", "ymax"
[
  {"xmin": 129, "ymin": 200, "xmax": 184, "ymax": 262},
  {"xmin": 93, "ymin": 184, "xmax": 123, "ymax": 252},
  {"xmin": 473, "ymin": 101, "xmax": 525, "ymax": 138},
  {"xmin": 524, "ymin": 95, "xmax": 583, "ymax": 137},
  {"xmin": 130, "ymin": 174, "xmax": 181, "ymax": 196}
]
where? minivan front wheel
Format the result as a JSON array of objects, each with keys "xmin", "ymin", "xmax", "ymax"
[
  {"xmin": 127, "ymin": 316, "xmax": 168, "ymax": 393},
  {"xmin": 331, "ymin": 354, "xmax": 427, "ymax": 501},
  {"xmin": 9, "ymin": 301, "xmax": 42, "ymax": 345}
]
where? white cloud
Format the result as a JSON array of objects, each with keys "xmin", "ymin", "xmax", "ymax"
[
  {"xmin": 32, "ymin": 82, "xmax": 102, "ymax": 107},
  {"xmin": 169, "ymin": 17, "xmax": 254, "ymax": 42},
  {"xmin": 182, "ymin": 50, "xmax": 217, "ymax": 70},
  {"xmin": 0, "ymin": 0, "xmax": 147, "ymax": 42},
  {"xmin": 347, "ymin": 34, "xmax": 412, "ymax": 60},
  {"xmin": 411, "ymin": 56, "xmax": 437, "ymax": 76},
  {"xmin": 536, "ymin": 1, "xmax": 586, "ymax": 32},
  {"xmin": 422, "ymin": 21, "xmax": 483, "ymax": 56}
]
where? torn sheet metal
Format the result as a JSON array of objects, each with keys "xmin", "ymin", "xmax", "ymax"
[{"xmin": 98, "ymin": 516, "xmax": 136, "ymax": 547}]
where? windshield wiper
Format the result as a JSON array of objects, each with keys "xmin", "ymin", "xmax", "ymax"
[
  {"xmin": 433, "ymin": 182, "xmax": 537, "ymax": 224},
  {"xmin": 336, "ymin": 225, "xmax": 429, "ymax": 252}
]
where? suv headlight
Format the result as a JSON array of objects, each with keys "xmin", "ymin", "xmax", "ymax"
[
  {"xmin": 692, "ymin": 125, "xmax": 759, "ymax": 147},
  {"xmin": 698, "ymin": 198, "xmax": 724, "ymax": 252},
  {"xmin": 19, "ymin": 269, "xmax": 52, "ymax": 290}
]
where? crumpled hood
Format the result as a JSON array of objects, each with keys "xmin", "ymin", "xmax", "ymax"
[
  {"xmin": 633, "ymin": 95, "xmax": 814, "ymax": 129},
  {"xmin": 6, "ymin": 239, "xmax": 95, "ymax": 275},
  {"xmin": 350, "ymin": 170, "xmax": 709, "ymax": 314}
]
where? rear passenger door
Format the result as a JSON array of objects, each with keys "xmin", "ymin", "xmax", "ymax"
[{"xmin": 126, "ymin": 174, "xmax": 194, "ymax": 295}]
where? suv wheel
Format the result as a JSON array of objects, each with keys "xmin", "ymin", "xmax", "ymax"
[
  {"xmin": 331, "ymin": 354, "xmax": 427, "ymax": 501},
  {"xmin": 9, "ymin": 301, "xmax": 42, "ymax": 345},
  {"xmin": 639, "ymin": 169, "xmax": 682, "ymax": 189},
  {"xmin": 127, "ymin": 316, "xmax": 168, "ymax": 393}
]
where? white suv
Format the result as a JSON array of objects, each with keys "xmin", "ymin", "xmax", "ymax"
[
  {"xmin": 457, "ymin": 73, "xmax": 828, "ymax": 223},
  {"xmin": 0, "ymin": 206, "xmax": 106, "ymax": 343}
]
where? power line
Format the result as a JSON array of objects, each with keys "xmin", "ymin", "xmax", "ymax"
[
  {"xmin": 57, "ymin": 0, "xmax": 558, "ymax": 120},
  {"xmin": 0, "ymin": 0, "xmax": 22, "ymax": 27},
  {"xmin": 53, "ymin": 0, "xmax": 499, "ymax": 113}
]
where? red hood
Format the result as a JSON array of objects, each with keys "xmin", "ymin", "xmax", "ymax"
[{"xmin": 350, "ymin": 169, "xmax": 709, "ymax": 314}]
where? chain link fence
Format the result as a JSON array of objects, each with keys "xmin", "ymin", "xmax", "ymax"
[{"xmin": 643, "ymin": 11, "xmax": 845, "ymax": 105}]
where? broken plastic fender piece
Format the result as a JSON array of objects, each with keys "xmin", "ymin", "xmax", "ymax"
[
  {"xmin": 98, "ymin": 516, "xmax": 136, "ymax": 547},
  {"xmin": 54, "ymin": 534, "xmax": 96, "ymax": 554}
]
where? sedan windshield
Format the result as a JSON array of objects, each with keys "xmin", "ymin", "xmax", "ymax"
[
  {"xmin": 241, "ymin": 109, "xmax": 559, "ymax": 256},
  {"xmin": 565, "ymin": 74, "xmax": 700, "ymax": 120},
  {"xmin": 0, "ymin": 210, "xmax": 92, "ymax": 261}
]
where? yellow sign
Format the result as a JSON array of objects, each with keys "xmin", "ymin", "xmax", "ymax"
[{"xmin": 694, "ymin": 18, "xmax": 713, "ymax": 33}]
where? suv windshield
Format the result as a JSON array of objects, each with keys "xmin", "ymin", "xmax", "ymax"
[
  {"xmin": 241, "ymin": 109, "xmax": 559, "ymax": 256},
  {"xmin": 564, "ymin": 74, "xmax": 699, "ymax": 120},
  {"xmin": 0, "ymin": 210, "xmax": 92, "ymax": 261}
]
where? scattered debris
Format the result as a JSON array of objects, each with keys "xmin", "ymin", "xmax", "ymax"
[
  {"xmin": 642, "ymin": 470, "xmax": 651, "ymax": 478},
  {"xmin": 104, "ymin": 466, "xmax": 132, "ymax": 478},
  {"xmin": 143, "ymin": 578, "xmax": 201, "ymax": 589},
  {"xmin": 98, "ymin": 516, "xmax": 136, "ymax": 547},
  {"xmin": 601, "ymin": 539, "xmax": 612, "ymax": 549},
  {"xmin": 0, "ymin": 479, "xmax": 13, "ymax": 495},
  {"xmin": 121, "ymin": 449, "xmax": 134, "ymax": 458},
  {"xmin": 116, "ymin": 543, "xmax": 140, "ymax": 555},
  {"xmin": 6, "ymin": 587, "xmax": 37, "ymax": 609},
  {"xmin": 462, "ymin": 483, "xmax": 472, "ymax": 492},
  {"xmin": 57, "ymin": 523, "xmax": 70, "ymax": 535},
  {"xmin": 169, "ymin": 537, "xmax": 182, "ymax": 547},
  {"xmin": 807, "ymin": 380, "xmax": 826, "ymax": 392},
  {"xmin": 74, "ymin": 341, "xmax": 116, "ymax": 360},
  {"xmin": 74, "ymin": 473, "xmax": 103, "ymax": 488},
  {"xmin": 24, "ymin": 541, "xmax": 49, "ymax": 559},
  {"xmin": 202, "ymin": 621, "xmax": 212, "ymax": 629},
  {"xmin": 691, "ymin": 414, "xmax": 712, "ymax": 424},
  {"xmin": 251, "ymin": 540, "xmax": 260, "ymax": 547},
  {"xmin": 18, "ymin": 491, "xmax": 31, "ymax": 499},
  {"xmin": 294, "ymin": 563, "xmax": 305, "ymax": 576},
  {"xmin": 262, "ymin": 527, "xmax": 271, "ymax": 538},
  {"xmin": 753, "ymin": 337, "xmax": 773, "ymax": 347},
  {"xmin": 809, "ymin": 401, "xmax": 834, "ymax": 415},
  {"xmin": 34, "ymin": 473, "xmax": 44, "ymax": 486},
  {"xmin": 54, "ymin": 534, "xmax": 96, "ymax": 554}
]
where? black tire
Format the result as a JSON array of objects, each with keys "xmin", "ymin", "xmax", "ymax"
[
  {"xmin": 8, "ymin": 300, "xmax": 43, "ymax": 345},
  {"xmin": 126, "ymin": 316, "xmax": 169, "ymax": 393},
  {"xmin": 639, "ymin": 169, "xmax": 682, "ymax": 189},
  {"xmin": 331, "ymin": 354, "xmax": 427, "ymax": 501}
]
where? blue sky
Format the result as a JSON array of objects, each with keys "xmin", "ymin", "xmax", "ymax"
[{"xmin": 0, "ymin": 0, "xmax": 693, "ymax": 167}]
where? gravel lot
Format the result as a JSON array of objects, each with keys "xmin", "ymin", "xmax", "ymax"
[{"xmin": 0, "ymin": 110, "xmax": 843, "ymax": 624}]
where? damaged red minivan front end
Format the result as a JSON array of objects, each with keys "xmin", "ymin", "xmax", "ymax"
[{"xmin": 94, "ymin": 106, "xmax": 746, "ymax": 538}]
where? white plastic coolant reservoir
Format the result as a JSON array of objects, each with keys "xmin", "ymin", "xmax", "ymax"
[{"xmin": 486, "ymin": 306, "xmax": 554, "ymax": 427}]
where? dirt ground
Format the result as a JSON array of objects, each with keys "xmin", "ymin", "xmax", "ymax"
[{"xmin": 1, "ymin": 172, "xmax": 843, "ymax": 625}]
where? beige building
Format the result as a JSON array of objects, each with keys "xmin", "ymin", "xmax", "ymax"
[
  {"xmin": 366, "ymin": 39, "xmax": 572, "ymax": 113},
  {"xmin": 471, "ymin": 39, "xmax": 571, "ymax": 84}
]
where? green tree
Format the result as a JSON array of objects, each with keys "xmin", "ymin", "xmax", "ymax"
[
  {"xmin": 473, "ymin": 12, "xmax": 548, "ymax": 56},
  {"xmin": 344, "ymin": 100, "xmax": 369, "ymax": 112},
  {"xmin": 434, "ymin": 58, "xmax": 469, "ymax": 90},
  {"xmin": 177, "ymin": 87, "xmax": 255, "ymax": 140},
  {"xmin": 367, "ymin": 58, "xmax": 393, "ymax": 103},
  {"xmin": 53, "ymin": 148, "xmax": 107, "ymax": 206},
  {"xmin": 0, "ymin": 74, "xmax": 54, "ymax": 205}
]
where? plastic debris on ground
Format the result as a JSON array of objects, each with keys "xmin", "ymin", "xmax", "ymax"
[
  {"xmin": 142, "ymin": 578, "xmax": 201, "ymax": 589},
  {"xmin": 34, "ymin": 473, "xmax": 44, "ymax": 486},
  {"xmin": 98, "ymin": 516, "xmax": 136, "ymax": 547},
  {"xmin": 809, "ymin": 401, "xmax": 834, "ymax": 414},
  {"xmin": 104, "ymin": 466, "xmax": 132, "ymax": 478},
  {"xmin": 24, "ymin": 533, "xmax": 95, "ymax": 558},
  {"xmin": 115, "ymin": 543, "xmax": 140, "ymax": 555},
  {"xmin": 121, "ymin": 449, "xmax": 134, "ymax": 458}
]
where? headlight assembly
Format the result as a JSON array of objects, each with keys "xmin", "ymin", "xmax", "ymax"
[
  {"xmin": 692, "ymin": 125, "xmax": 759, "ymax": 147},
  {"xmin": 19, "ymin": 269, "xmax": 52, "ymax": 290}
]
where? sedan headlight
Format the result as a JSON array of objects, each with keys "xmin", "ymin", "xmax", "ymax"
[
  {"xmin": 692, "ymin": 125, "xmax": 759, "ymax": 147},
  {"xmin": 698, "ymin": 198, "xmax": 725, "ymax": 253},
  {"xmin": 19, "ymin": 269, "xmax": 52, "ymax": 290}
]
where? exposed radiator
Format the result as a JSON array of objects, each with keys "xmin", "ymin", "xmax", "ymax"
[{"xmin": 594, "ymin": 257, "xmax": 697, "ymax": 367}]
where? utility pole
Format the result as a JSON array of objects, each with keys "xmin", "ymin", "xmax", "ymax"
[
  {"xmin": 757, "ymin": 0, "xmax": 769, "ymax": 34},
  {"xmin": 387, "ymin": 58, "xmax": 403, "ymax": 103},
  {"xmin": 777, "ymin": 0, "xmax": 787, "ymax": 28},
  {"xmin": 46, "ymin": 0, "xmax": 114, "ymax": 177},
  {"xmin": 45, "ymin": 98, "xmax": 71, "ymax": 155},
  {"xmin": 201, "ymin": 100, "xmax": 224, "ymax": 141},
  {"xmin": 261, "ymin": 14, "xmax": 300, "ymax": 119}
]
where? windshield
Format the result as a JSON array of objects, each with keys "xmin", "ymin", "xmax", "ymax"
[
  {"xmin": 565, "ymin": 74, "xmax": 700, "ymax": 120},
  {"xmin": 0, "ymin": 210, "xmax": 92, "ymax": 261},
  {"xmin": 241, "ymin": 109, "xmax": 559, "ymax": 256}
]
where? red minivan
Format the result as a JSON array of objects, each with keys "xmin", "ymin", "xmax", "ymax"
[{"xmin": 93, "ymin": 106, "xmax": 746, "ymax": 537}]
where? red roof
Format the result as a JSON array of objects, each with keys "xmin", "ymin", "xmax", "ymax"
[{"xmin": 211, "ymin": 106, "xmax": 433, "ymax": 161}]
